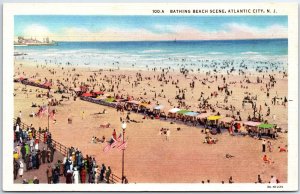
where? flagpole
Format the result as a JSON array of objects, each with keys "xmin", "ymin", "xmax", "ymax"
[{"xmin": 121, "ymin": 121, "xmax": 126, "ymax": 183}]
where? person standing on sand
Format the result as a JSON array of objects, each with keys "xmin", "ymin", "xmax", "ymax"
[
  {"xmin": 166, "ymin": 129, "xmax": 170, "ymax": 141},
  {"xmin": 262, "ymin": 139, "xmax": 266, "ymax": 152},
  {"xmin": 267, "ymin": 141, "xmax": 273, "ymax": 152},
  {"xmin": 81, "ymin": 110, "xmax": 85, "ymax": 120},
  {"xmin": 257, "ymin": 174, "xmax": 263, "ymax": 183}
]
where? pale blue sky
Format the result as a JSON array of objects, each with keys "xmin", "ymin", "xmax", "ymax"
[{"xmin": 14, "ymin": 16, "xmax": 288, "ymax": 41}]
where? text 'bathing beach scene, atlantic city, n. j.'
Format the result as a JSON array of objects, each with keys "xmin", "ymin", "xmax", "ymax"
[{"xmin": 13, "ymin": 16, "xmax": 288, "ymax": 185}]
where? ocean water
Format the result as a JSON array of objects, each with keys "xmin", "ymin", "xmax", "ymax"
[{"xmin": 14, "ymin": 39, "xmax": 288, "ymax": 71}]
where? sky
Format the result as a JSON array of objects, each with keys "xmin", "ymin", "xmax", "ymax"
[{"xmin": 14, "ymin": 15, "xmax": 288, "ymax": 41}]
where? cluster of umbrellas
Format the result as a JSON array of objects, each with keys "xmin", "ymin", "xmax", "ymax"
[
  {"xmin": 168, "ymin": 108, "xmax": 275, "ymax": 129},
  {"xmin": 168, "ymin": 108, "xmax": 223, "ymax": 121}
]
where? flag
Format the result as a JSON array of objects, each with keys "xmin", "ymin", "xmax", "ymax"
[
  {"xmin": 103, "ymin": 144, "xmax": 111, "ymax": 153},
  {"xmin": 116, "ymin": 133, "xmax": 122, "ymax": 142},
  {"xmin": 111, "ymin": 140, "xmax": 117, "ymax": 148},
  {"xmin": 117, "ymin": 141, "xmax": 127, "ymax": 150}
]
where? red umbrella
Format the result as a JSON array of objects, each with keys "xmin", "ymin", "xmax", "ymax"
[{"xmin": 82, "ymin": 93, "xmax": 93, "ymax": 97}]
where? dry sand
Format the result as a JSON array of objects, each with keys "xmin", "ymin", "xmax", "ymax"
[{"xmin": 14, "ymin": 60, "xmax": 288, "ymax": 183}]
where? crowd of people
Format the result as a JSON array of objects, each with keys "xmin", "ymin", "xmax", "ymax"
[{"xmin": 13, "ymin": 118, "xmax": 124, "ymax": 184}]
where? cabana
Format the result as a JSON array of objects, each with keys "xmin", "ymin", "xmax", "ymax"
[
  {"xmin": 207, "ymin": 115, "xmax": 222, "ymax": 121},
  {"xmin": 184, "ymin": 112, "xmax": 199, "ymax": 117},
  {"xmin": 151, "ymin": 105, "xmax": 165, "ymax": 118},
  {"xmin": 168, "ymin": 108, "xmax": 181, "ymax": 113},
  {"xmin": 207, "ymin": 115, "xmax": 222, "ymax": 126},
  {"xmin": 196, "ymin": 112, "xmax": 211, "ymax": 119},
  {"xmin": 177, "ymin": 110, "xmax": 190, "ymax": 115},
  {"xmin": 168, "ymin": 108, "xmax": 181, "ymax": 118},
  {"xmin": 258, "ymin": 123, "xmax": 275, "ymax": 138},
  {"xmin": 125, "ymin": 100, "xmax": 140, "ymax": 111},
  {"xmin": 154, "ymin": 105, "xmax": 164, "ymax": 110},
  {"xmin": 219, "ymin": 117, "xmax": 234, "ymax": 128},
  {"xmin": 243, "ymin": 121, "xmax": 261, "ymax": 134}
]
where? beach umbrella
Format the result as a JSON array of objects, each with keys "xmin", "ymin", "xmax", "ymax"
[
  {"xmin": 207, "ymin": 115, "xmax": 222, "ymax": 121},
  {"xmin": 140, "ymin": 102, "xmax": 151, "ymax": 108},
  {"xmin": 258, "ymin": 123, "xmax": 274, "ymax": 129},
  {"xmin": 43, "ymin": 82, "xmax": 52, "ymax": 87},
  {"xmin": 154, "ymin": 105, "xmax": 164, "ymax": 110},
  {"xmin": 168, "ymin": 108, "xmax": 181, "ymax": 113},
  {"xmin": 219, "ymin": 117, "xmax": 234, "ymax": 123},
  {"xmin": 82, "ymin": 93, "xmax": 93, "ymax": 97},
  {"xmin": 196, "ymin": 112, "xmax": 211, "ymax": 119},
  {"xmin": 184, "ymin": 112, "xmax": 199, "ymax": 117},
  {"xmin": 127, "ymin": 100, "xmax": 140, "ymax": 105},
  {"xmin": 105, "ymin": 97, "xmax": 115, "ymax": 103},
  {"xmin": 177, "ymin": 110, "xmax": 190, "ymax": 115},
  {"xmin": 243, "ymin": 121, "xmax": 261, "ymax": 127}
]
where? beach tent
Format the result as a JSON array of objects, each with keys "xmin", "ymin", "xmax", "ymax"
[
  {"xmin": 196, "ymin": 112, "xmax": 211, "ymax": 119},
  {"xmin": 258, "ymin": 123, "xmax": 274, "ymax": 129},
  {"xmin": 82, "ymin": 93, "xmax": 93, "ymax": 97},
  {"xmin": 168, "ymin": 108, "xmax": 181, "ymax": 113},
  {"xmin": 243, "ymin": 121, "xmax": 261, "ymax": 127},
  {"xmin": 177, "ymin": 110, "xmax": 190, "ymax": 115},
  {"xmin": 219, "ymin": 117, "xmax": 234, "ymax": 123},
  {"xmin": 154, "ymin": 105, "xmax": 164, "ymax": 110},
  {"xmin": 207, "ymin": 115, "xmax": 222, "ymax": 121},
  {"xmin": 184, "ymin": 112, "xmax": 199, "ymax": 117}
]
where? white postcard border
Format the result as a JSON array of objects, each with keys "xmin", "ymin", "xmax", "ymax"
[{"xmin": 2, "ymin": 3, "xmax": 298, "ymax": 191}]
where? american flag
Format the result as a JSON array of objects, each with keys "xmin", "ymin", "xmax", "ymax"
[
  {"xmin": 103, "ymin": 144, "xmax": 112, "ymax": 153},
  {"xmin": 116, "ymin": 133, "xmax": 122, "ymax": 142},
  {"xmin": 111, "ymin": 140, "xmax": 118, "ymax": 148},
  {"xmin": 117, "ymin": 141, "xmax": 127, "ymax": 150}
]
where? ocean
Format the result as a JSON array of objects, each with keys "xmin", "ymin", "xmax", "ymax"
[{"xmin": 14, "ymin": 39, "xmax": 288, "ymax": 71}]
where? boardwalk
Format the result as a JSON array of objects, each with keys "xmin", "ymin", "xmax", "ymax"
[{"xmin": 14, "ymin": 142, "xmax": 65, "ymax": 184}]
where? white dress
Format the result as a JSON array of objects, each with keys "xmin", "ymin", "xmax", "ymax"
[
  {"xmin": 73, "ymin": 170, "xmax": 79, "ymax": 184},
  {"xmin": 34, "ymin": 143, "xmax": 39, "ymax": 150},
  {"xmin": 19, "ymin": 162, "xmax": 24, "ymax": 176}
]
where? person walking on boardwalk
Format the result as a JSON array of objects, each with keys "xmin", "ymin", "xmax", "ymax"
[
  {"xmin": 41, "ymin": 148, "xmax": 46, "ymax": 163},
  {"xmin": 46, "ymin": 165, "xmax": 53, "ymax": 184},
  {"xmin": 18, "ymin": 160, "xmax": 24, "ymax": 178},
  {"xmin": 80, "ymin": 166, "xmax": 86, "ymax": 183},
  {"xmin": 66, "ymin": 170, "xmax": 73, "ymax": 184},
  {"xmin": 106, "ymin": 166, "xmax": 111, "ymax": 183},
  {"xmin": 73, "ymin": 167, "xmax": 80, "ymax": 184},
  {"xmin": 14, "ymin": 159, "xmax": 20, "ymax": 180},
  {"xmin": 100, "ymin": 164, "xmax": 106, "ymax": 182}
]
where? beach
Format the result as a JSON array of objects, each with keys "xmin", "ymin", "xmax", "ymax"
[{"xmin": 13, "ymin": 41, "xmax": 288, "ymax": 183}]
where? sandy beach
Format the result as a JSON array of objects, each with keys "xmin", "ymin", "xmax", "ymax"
[{"xmin": 13, "ymin": 58, "xmax": 288, "ymax": 183}]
